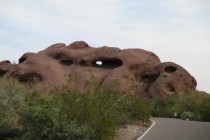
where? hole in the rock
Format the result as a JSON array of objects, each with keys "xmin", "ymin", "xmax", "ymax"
[
  {"xmin": 165, "ymin": 83, "xmax": 176, "ymax": 94},
  {"xmin": 80, "ymin": 60, "xmax": 88, "ymax": 66},
  {"xmin": 18, "ymin": 73, "xmax": 42, "ymax": 84},
  {"xmin": 141, "ymin": 74, "xmax": 158, "ymax": 82},
  {"xmin": 164, "ymin": 66, "xmax": 176, "ymax": 73},
  {"xmin": 0, "ymin": 70, "xmax": 7, "ymax": 77},
  {"xmin": 169, "ymin": 87, "xmax": 175, "ymax": 92},
  {"xmin": 19, "ymin": 58, "xmax": 26, "ymax": 63},
  {"xmin": 91, "ymin": 58, "xmax": 123, "ymax": 69},
  {"xmin": 60, "ymin": 59, "xmax": 73, "ymax": 66},
  {"xmin": 96, "ymin": 61, "xmax": 102, "ymax": 65}
]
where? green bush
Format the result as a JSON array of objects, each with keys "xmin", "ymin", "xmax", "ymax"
[
  {"xmin": 181, "ymin": 112, "xmax": 196, "ymax": 121},
  {"xmin": 0, "ymin": 78, "xmax": 28, "ymax": 139},
  {"xmin": 1, "ymin": 76, "xmax": 209, "ymax": 140},
  {"xmin": 196, "ymin": 95, "xmax": 210, "ymax": 121},
  {"xmin": 123, "ymin": 96, "xmax": 151, "ymax": 123},
  {"xmin": 0, "ymin": 78, "xmax": 151, "ymax": 140},
  {"xmin": 151, "ymin": 96, "xmax": 180, "ymax": 118},
  {"xmin": 151, "ymin": 91, "xmax": 210, "ymax": 121}
]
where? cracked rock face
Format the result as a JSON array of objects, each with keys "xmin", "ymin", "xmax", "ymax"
[{"xmin": 0, "ymin": 41, "xmax": 197, "ymax": 97}]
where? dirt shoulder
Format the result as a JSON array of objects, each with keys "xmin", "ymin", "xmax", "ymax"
[{"xmin": 113, "ymin": 123, "xmax": 148, "ymax": 140}]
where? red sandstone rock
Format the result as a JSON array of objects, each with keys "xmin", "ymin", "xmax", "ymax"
[
  {"xmin": 0, "ymin": 60, "xmax": 15, "ymax": 76},
  {"xmin": 0, "ymin": 41, "xmax": 197, "ymax": 97}
]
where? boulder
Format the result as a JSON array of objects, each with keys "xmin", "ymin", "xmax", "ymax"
[{"xmin": 0, "ymin": 41, "xmax": 197, "ymax": 97}]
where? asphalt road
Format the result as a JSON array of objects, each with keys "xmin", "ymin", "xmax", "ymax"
[{"xmin": 140, "ymin": 118, "xmax": 210, "ymax": 140}]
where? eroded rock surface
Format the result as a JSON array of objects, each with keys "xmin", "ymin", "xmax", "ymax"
[{"xmin": 0, "ymin": 41, "xmax": 196, "ymax": 97}]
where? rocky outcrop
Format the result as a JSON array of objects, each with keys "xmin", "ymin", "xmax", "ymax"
[
  {"xmin": 0, "ymin": 60, "xmax": 16, "ymax": 76},
  {"xmin": 0, "ymin": 41, "xmax": 196, "ymax": 97}
]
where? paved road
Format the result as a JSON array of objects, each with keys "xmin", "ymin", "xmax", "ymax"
[{"xmin": 140, "ymin": 118, "xmax": 210, "ymax": 140}]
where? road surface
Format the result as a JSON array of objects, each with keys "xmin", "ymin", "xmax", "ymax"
[{"xmin": 139, "ymin": 118, "xmax": 210, "ymax": 140}]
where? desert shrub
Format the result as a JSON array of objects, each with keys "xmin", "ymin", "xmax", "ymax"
[
  {"xmin": 151, "ymin": 90, "xmax": 210, "ymax": 121},
  {"xmin": 54, "ymin": 88, "xmax": 151, "ymax": 140},
  {"xmin": 0, "ymin": 78, "xmax": 28, "ymax": 139},
  {"xmin": 121, "ymin": 96, "xmax": 151, "ymax": 123},
  {"xmin": 56, "ymin": 88, "xmax": 121, "ymax": 140},
  {"xmin": 193, "ymin": 92, "xmax": 210, "ymax": 121},
  {"xmin": 151, "ymin": 96, "xmax": 180, "ymax": 118},
  {"xmin": 181, "ymin": 111, "xmax": 196, "ymax": 121},
  {"xmin": 0, "ymin": 78, "xmax": 151, "ymax": 140},
  {"xmin": 178, "ymin": 91, "xmax": 210, "ymax": 121}
]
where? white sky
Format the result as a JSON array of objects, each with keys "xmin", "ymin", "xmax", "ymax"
[{"xmin": 0, "ymin": 0, "xmax": 209, "ymax": 93}]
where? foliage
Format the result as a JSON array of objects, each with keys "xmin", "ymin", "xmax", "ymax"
[
  {"xmin": 181, "ymin": 112, "xmax": 196, "ymax": 121},
  {"xmin": 0, "ymin": 78, "xmax": 28, "ymax": 139},
  {"xmin": 0, "ymin": 78, "xmax": 151, "ymax": 140},
  {"xmin": 151, "ymin": 91, "xmax": 210, "ymax": 121},
  {"xmin": 151, "ymin": 96, "xmax": 179, "ymax": 118},
  {"xmin": 1, "ymin": 76, "xmax": 209, "ymax": 140}
]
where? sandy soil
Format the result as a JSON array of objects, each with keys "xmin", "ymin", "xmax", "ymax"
[{"xmin": 113, "ymin": 123, "xmax": 148, "ymax": 140}]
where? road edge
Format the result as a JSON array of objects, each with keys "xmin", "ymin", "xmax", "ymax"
[{"xmin": 136, "ymin": 119, "xmax": 156, "ymax": 140}]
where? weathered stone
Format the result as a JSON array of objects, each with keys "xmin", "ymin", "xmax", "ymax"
[
  {"xmin": 0, "ymin": 41, "xmax": 197, "ymax": 97},
  {"xmin": 0, "ymin": 60, "xmax": 15, "ymax": 76},
  {"xmin": 146, "ymin": 62, "xmax": 197, "ymax": 97}
]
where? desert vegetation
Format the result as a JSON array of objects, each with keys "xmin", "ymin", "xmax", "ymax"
[
  {"xmin": 0, "ymin": 77, "xmax": 209, "ymax": 140},
  {"xmin": 0, "ymin": 78, "xmax": 150, "ymax": 140},
  {"xmin": 151, "ymin": 91, "xmax": 210, "ymax": 121}
]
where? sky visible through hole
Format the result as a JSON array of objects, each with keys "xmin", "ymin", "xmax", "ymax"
[{"xmin": 96, "ymin": 61, "xmax": 102, "ymax": 65}]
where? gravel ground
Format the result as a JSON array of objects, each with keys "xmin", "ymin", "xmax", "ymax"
[{"xmin": 114, "ymin": 123, "xmax": 148, "ymax": 140}]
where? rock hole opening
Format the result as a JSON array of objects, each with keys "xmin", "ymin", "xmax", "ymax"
[
  {"xmin": 79, "ymin": 60, "xmax": 88, "ymax": 66},
  {"xmin": 19, "ymin": 58, "xmax": 26, "ymax": 63},
  {"xmin": 164, "ymin": 66, "xmax": 176, "ymax": 73},
  {"xmin": 18, "ymin": 73, "xmax": 42, "ymax": 84},
  {"xmin": 0, "ymin": 70, "xmax": 7, "ymax": 77},
  {"xmin": 60, "ymin": 59, "xmax": 73, "ymax": 66},
  {"xmin": 96, "ymin": 61, "xmax": 102, "ymax": 65},
  {"xmin": 165, "ymin": 83, "xmax": 176, "ymax": 94},
  {"xmin": 92, "ymin": 58, "xmax": 123, "ymax": 69},
  {"xmin": 140, "ymin": 74, "xmax": 158, "ymax": 82}
]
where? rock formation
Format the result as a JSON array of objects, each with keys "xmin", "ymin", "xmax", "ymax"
[{"xmin": 0, "ymin": 41, "xmax": 197, "ymax": 97}]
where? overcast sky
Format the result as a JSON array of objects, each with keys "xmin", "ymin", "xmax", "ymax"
[{"xmin": 0, "ymin": 0, "xmax": 209, "ymax": 93}]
